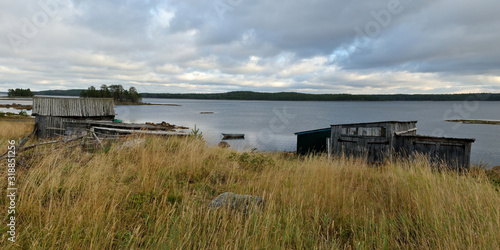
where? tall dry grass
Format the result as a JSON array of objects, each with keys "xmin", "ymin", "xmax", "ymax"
[
  {"xmin": 0, "ymin": 120, "xmax": 34, "ymax": 144},
  {"xmin": 0, "ymin": 131, "xmax": 499, "ymax": 249}
]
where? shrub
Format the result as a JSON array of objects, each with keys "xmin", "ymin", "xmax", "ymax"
[{"xmin": 189, "ymin": 125, "xmax": 203, "ymax": 140}]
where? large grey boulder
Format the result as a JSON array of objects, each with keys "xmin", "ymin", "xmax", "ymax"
[{"xmin": 208, "ymin": 192, "xmax": 265, "ymax": 213}]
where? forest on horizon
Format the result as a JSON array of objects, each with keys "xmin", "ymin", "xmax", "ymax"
[{"xmin": 31, "ymin": 89, "xmax": 500, "ymax": 101}]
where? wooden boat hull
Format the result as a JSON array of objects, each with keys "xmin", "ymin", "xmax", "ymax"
[{"xmin": 222, "ymin": 133, "xmax": 245, "ymax": 140}]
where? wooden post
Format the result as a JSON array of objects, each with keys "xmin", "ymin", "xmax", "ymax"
[{"xmin": 327, "ymin": 137, "xmax": 331, "ymax": 161}]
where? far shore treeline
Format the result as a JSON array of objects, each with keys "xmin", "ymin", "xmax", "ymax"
[
  {"xmin": 79, "ymin": 84, "xmax": 142, "ymax": 103},
  {"xmin": 33, "ymin": 89, "xmax": 500, "ymax": 101}
]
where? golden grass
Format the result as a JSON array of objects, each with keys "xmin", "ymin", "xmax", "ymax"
[
  {"xmin": 0, "ymin": 120, "xmax": 34, "ymax": 144},
  {"xmin": 0, "ymin": 125, "xmax": 499, "ymax": 249}
]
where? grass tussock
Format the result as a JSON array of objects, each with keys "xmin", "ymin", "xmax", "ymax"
[{"xmin": 0, "ymin": 123, "xmax": 499, "ymax": 249}]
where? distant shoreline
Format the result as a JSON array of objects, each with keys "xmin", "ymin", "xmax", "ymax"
[
  {"xmin": 30, "ymin": 90, "xmax": 500, "ymax": 102},
  {"xmin": 0, "ymin": 98, "xmax": 181, "ymax": 107}
]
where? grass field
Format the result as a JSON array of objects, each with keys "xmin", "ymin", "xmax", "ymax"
[{"xmin": 0, "ymin": 121, "xmax": 499, "ymax": 249}]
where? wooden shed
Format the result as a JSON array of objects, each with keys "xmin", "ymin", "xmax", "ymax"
[
  {"xmin": 32, "ymin": 97, "xmax": 115, "ymax": 138},
  {"xmin": 394, "ymin": 135, "xmax": 474, "ymax": 170},
  {"xmin": 297, "ymin": 120, "xmax": 476, "ymax": 169}
]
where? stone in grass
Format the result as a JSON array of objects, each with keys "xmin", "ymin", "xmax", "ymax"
[
  {"xmin": 118, "ymin": 139, "xmax": 145, "ymax": 149},
  {"xmin": 208, "ymin": 192, "xmax": 265, "ymax": 213}
]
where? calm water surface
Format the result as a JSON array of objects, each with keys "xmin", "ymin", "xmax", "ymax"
[
  {"xmin": 115, "ymin": 98, "xmax": 500, "ymax": 167},
  {"xmin": 1, "ymin": 95, "xmax": 498, "ymax": 167},
  {"xmin": 0, "ymin": 97, "xmax": 33, "ymax": 115}
]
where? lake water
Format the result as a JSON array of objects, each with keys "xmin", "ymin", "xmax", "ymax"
[
  {"xmin": 114, "ymin": 98, "xmax": 500, "ymax": 168},
  {"xmin": 0, "ymin": 97, "xmax": 33, "ymax": 115},
  {"xmin": 1, "ymin": 96, "xmax": 499, "ymax": 167}
]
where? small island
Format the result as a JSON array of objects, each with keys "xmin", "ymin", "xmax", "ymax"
[
  {"xmin": 80, "ymin": 84, "xmax": 181, "ymax": 106},
  {"xmin": 445, "ymin": 119, "xmax": 500, "ymax": 125},
  {"xmin": 7, "ymin": 88, "xmax": 34, "ymax": 97}
]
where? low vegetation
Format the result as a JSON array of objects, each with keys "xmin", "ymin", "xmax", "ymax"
[
  {"xmin": 0, "ymin": 121, "xmax": 499, "ymax": 249},
  {"xmin": 0, "ymin": 104, "xmax": 32, "ymax": 110},
  {"xmin": 0, "ymin": 112, "xmax": 34, "ymax": 122}
]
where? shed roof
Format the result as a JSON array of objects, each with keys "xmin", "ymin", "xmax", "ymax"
[
  {"xmin": 331, "ymin": 121, "xmax": 418, "ymax": 126},
  {"xmin": 294, "ymin": 127, "xmax": 331, "ymax": 135},
  {"xmin": 32, "ymin": 97, "xmax": 115, "ymax": 117},
  {"xmin": 398, "ymin": 134, "xmax": 476, "ymax": 142}
]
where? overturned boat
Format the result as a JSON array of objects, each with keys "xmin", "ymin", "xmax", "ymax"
[{"xmin": 222, "ymin": 133, "xmax": 245, "ymax": 140}]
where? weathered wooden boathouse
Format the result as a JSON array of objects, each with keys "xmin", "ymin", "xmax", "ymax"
[
  {"xmin": 296, "ymin": 121, "xmax": 475, "ymax": 169},
  {"xmin": 32, "ymin": 97, "xmax": 115, "ymax": 138},
  {"xmin": 32, "ymin": 97, "xmax": 186, "ymax": 138}
]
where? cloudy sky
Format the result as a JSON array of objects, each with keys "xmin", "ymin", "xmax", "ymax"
[{"xmin": 1, "ymin": 0, "xmax": 500, "ymax": 94}]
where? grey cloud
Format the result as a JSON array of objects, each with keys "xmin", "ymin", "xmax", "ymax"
[{"xmin": 0, "ymin": 0, "xmax": 499, "ymax": 94}]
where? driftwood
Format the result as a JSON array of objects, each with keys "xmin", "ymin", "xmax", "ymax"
[
  {"xmin": 92, "ymin": 126, "xmax": 186, "ymax": 136},
  {"xmin": 18, "ymin": 127, "xmax": 37, "ymax": 148},
  {"xmin": 0, "ymin": 149, "xmax": 9, "ymax": 159},
  {"xmin": 92, "ymin": 132, "xmax": 104, "ymax": 149},
  {"xmin": 18, "ymin": 136, "xmax": 84, "ymax": 152},
  {"xmin": 0, "ymin": 135, "xmax": 85, "ymax": 161}
]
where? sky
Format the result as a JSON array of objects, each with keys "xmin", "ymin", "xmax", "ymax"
[{"xmin": 1, "ymin": 0, "xmax": 500, "ymax": 94}]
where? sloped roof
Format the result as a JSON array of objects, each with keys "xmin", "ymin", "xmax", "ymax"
[
  {"xmin": 294, "ymin": 127, "xmax": 331, "ymax": 135},
  {"xmin": 331, "ymin": 121, "xmax": 418, "ymax": 126},
  {"xmin": 398, "ymin": 134, "xmax": 475, "ymax": 142},
  {"xmin": 32, "ymin": 97, "xmax": 115, "ymax": 117}
]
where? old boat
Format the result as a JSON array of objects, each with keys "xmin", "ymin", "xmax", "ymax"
[{"xmin": 222, "ymin": 133, "xmax": 245, "ymax": 140}]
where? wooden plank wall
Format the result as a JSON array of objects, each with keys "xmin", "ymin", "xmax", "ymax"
[
  {"xmin": 331, "ymin": 123, "xmax": 396, "ymax": 163},
  {"xmin": 35, "ymin": 116, "xmax": 69, "ymax": 138},
  {"xmin": 329, "ymin": 122, "xmax": 473, "ymax": 169},
  {"xmin": 395, "ymin": 136, "xmax": 473, "ymax": 169},
  {"xmin": 32, "ymin": 97, "xmax": 115, "ymax": 117},
  {"xmin": 387, "ymin": 122, "xmax": 417, "ymax": 148}
]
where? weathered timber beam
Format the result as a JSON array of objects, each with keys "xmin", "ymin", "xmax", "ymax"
[{"xmin": 395, "ymin": 128, "xmax": 418, "ymax": 136}]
